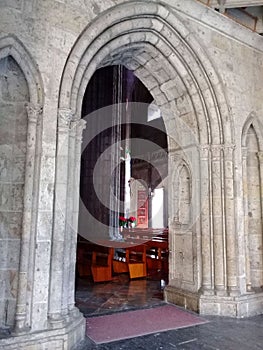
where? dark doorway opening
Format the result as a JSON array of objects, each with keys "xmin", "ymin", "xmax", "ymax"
[{"xmin": 76, "ymin": 65, "xmax": 168, "ymax": 316}]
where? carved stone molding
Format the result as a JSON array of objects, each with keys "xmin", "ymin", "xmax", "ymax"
[
  {"xmin": 210, "ymin": 145, "xmax": 224, "ymax": 160},
  {"xmin": 58, "ymin": 108, "xmax": 74, "ymax": 130},
  {"xmin": 199, "ymin": 145, "xmax": 210, "ymax": 160},
  {"xmin": 25, "ymin": 102, "xmax": 43, "ymax": 123},
  {"xmin": 200, "ymin": 144, "xmax": 235, "ymax": 161}
]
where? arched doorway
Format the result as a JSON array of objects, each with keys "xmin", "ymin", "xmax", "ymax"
[{"xmin": 56, "ymin": 1, "xmax": 246, "ymax": 323}]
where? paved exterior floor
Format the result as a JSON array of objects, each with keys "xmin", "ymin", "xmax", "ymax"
[
  {"xmin": 76, "ymin": 313, "xmax": 263, "ymax": 350},
  {"xmin": 75, "ymin": 275, "xmax": 263, "ymax": 350}
]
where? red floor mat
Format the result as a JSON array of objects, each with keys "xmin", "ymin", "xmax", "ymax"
[{"xmin": 86, "ymin": 304, "xmax": 208, "ymax": 344}]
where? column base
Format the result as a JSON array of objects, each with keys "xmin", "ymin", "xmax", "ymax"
[
  {"xmin": 200, "ymin": 291, "xmax": 263, "ymax": 317},
  {"xmin": 0, "ymin": 311, "xmax": 85, "ymax": 350},
  {"xmin": 165, "ymin": 285, "xmax": 263, "ymax": 318}
]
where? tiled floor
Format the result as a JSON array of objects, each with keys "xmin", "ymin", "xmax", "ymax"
[{"xmin": 75, "ymin": 272, "xmax": 167, "ymax": 317}]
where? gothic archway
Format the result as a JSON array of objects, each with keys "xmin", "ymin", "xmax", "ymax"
[
  {"xmin": 57, "ymin": 1, "xmax": 237, "ymax": 316},
  {"xmin": 0, "ymin": 35, "xmax": 44, "ymax": 332}
]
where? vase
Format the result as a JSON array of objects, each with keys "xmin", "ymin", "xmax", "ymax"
[
  {"xmin": 119, "ymin": 226, "xmax": 123, "ymax": 232},
  {"xmin": 130, "ymin": 222, "xmax": 136, "ymax": 228}
]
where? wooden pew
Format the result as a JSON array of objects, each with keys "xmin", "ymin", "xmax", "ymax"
[
  {"xmin": 126, "ymin": 245, "xmax": 147, "ymax": 279},
  {"xmin": 113, "ymin": 244, "xmax": 147, "ymax": 279},
  {"xmin": 91, "ymin": 246, "xmax": 114, "ymax": 282}
]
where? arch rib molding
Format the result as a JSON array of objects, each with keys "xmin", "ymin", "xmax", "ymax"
[{"xmin": 0, "ymin": 35, "xmax": 44, "ymax": 105}]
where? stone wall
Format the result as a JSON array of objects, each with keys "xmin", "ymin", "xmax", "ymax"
[{"xmin": 0, "ymin": 0, "xmax": 262, "ymax": 349}]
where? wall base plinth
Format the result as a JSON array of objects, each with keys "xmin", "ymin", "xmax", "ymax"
[
  {"xmin": 0, "ymin": 313, "xmax": 85, "ymax": 350},
  {"xmin": 164, "ymin": 285, "xmax": 200, "ymax": 312}
]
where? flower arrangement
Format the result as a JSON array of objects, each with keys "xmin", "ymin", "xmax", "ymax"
[
  {"xmin": 128, "ymin": 216, "xmax": 136, "ymax": 228},
  {"xmin": 119, "ymin": 216, "xmax": 127, "ymax": 227},
  {"xmin": 119, "ymin": 216, "xmax": 137, "ymax": 228},
  {"xmin": 128, "ymin": 216, "xmax": 136, "ymax": 223}
]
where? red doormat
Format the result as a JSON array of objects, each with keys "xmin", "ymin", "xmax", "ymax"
[{"xmin": 86, "ymin": 304, "xmax": 208, "ymax": 344}]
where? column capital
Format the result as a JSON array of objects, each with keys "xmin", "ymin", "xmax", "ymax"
[
  {"xmin": 223, "ymin": 144, "xmax": 235, "ymax": 160},
  {"xmin": 58, "ymin": 108, "xmax": 74, "ymax": 129},
  {"xmin": 25, "ymin": 102, "xmax": 43, "ymax": 123},
  {"xmin": 211, "ymin": 145, "xmax": 223, "ymax": 159},
  {"xmin": 199, "ymin": 144, "xmax": 210, "ymax": 159}
]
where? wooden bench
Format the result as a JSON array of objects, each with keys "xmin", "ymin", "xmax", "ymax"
[{"xmin": 113, "ymin": 244, "xmax": 147, "ymax": 279}]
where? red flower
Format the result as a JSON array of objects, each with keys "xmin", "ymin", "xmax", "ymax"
[{"xmin": 129, "ymin": 216, "xmax": 136, "ymax": 222}]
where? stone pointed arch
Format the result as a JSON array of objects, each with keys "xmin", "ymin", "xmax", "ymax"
[
  {"xmin": 0, "ymin": 34, "xmax": 44, "ymax": 332},
  {"xmin": 59, "ymin": 0, "xmax": 233, "ymax": 146},
  {"xmin": 241, "ymin": 112, "xmax": 263, "ymax": 293},
  {"xmin": 242, "ymin": 112, "xmax": 263, "ymax": 150},
  {"xmin": 172, "ymin": 158, "xmax": 193, "ymax": 226},
  {"xmin": 0, "ymin": 34, "xmax": 44, "ymax": 105}
]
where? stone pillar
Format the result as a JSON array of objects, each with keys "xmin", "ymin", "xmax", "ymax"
[
  {"xmin": 224, "ymin": 145, "xmax": 239, "ymax": 295},
  {"xmin": 242, "ymin": 147, "xmax": 252, "ymax": 291},
  {"xmin": 211, "ymin": 145, "xmax": 226, "ymax": 295},
  {"xmin": 200, "ymin": 146, "xmax": 213, "ymax": 294},
  {"xmin": 67, "ymin": 119, "xmax": 86, "ymax": 315},
  {"xmin": 257, "ymin": 151, "xmax": 263, "ymax": 224},
  {"xmin": 14, "ymin": 103, "xmax": 42, "ymax": 333},
  {"xmin": 48, "ymin": 108, "xmax": 72, "ymax": 327},
  {"xmin": 256, "ymin": 151, "xmax": 263, "ymax": 287}
]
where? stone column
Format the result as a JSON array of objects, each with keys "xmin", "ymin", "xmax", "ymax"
[
  {"xmin": 242, "ymin": 147, "xmax": 252, "ymax": 291},
  {"xmin": 48, "ymin": 108, "xmax": 72, "ymax": 327},
  {"xmin": 224, "ymin": 145, "xmax": 239, "ymax": 295},
  {"xmin": 211, "ymin": 145, "xmax": 226, "ymax": 295},
  {"xmin": 200, "ymin": 146, "xmax": 213, "ymax": 294},
  {"xmin": 256, "ymin": 151, "xmax": 263, "ymax": 287},
  {"xmin": 14, "ymin": 103, "xmax": 42, "ymax": 333},
  {"xmin": 67, "ymin": 119, "xmax": 86, "ymax": 315},
  {"xmin": 257, "ymin": 151, "xmax": 263, "ymax": 224}
]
